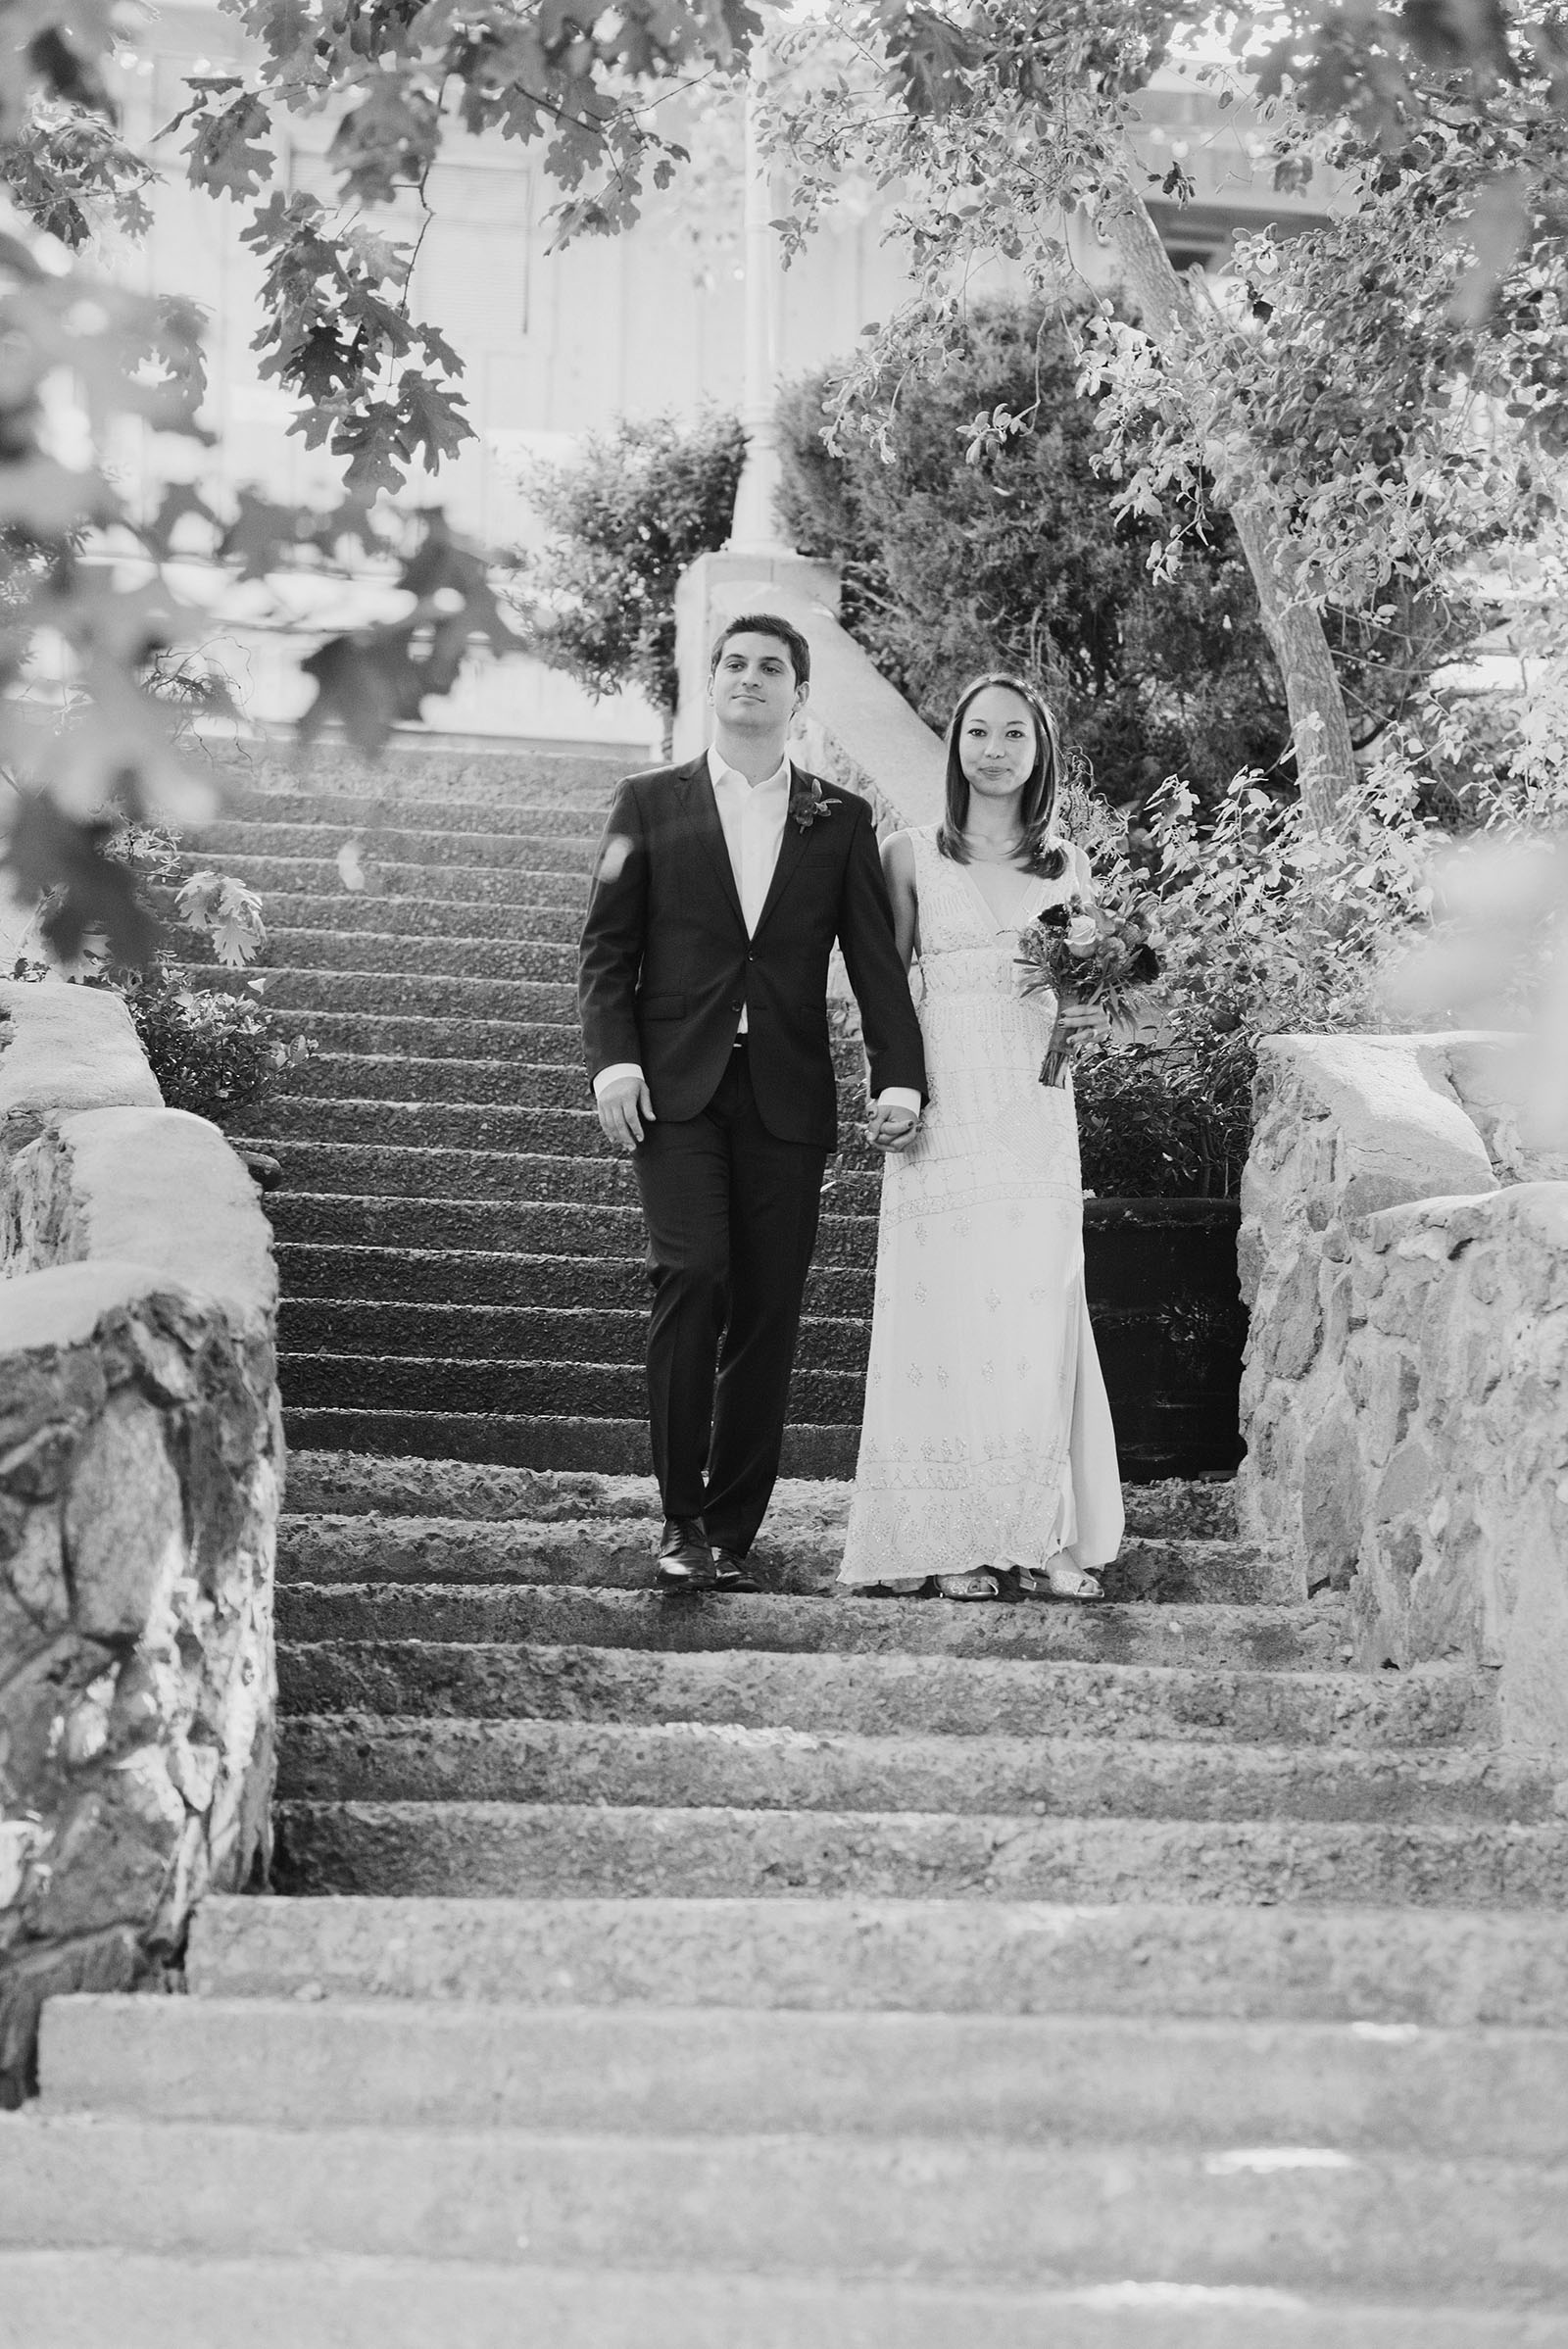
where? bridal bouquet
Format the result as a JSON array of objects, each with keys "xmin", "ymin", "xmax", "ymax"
[{"xmin": 1015, "ymin": 891, "xmax": 1162, "ymax": 1087}]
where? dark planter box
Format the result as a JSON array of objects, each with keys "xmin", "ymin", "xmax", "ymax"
[{"xmin": 1084, "ymin": 1199, "xmax": 1247, "ymax": 1484}]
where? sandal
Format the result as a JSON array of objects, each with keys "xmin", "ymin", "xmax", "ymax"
[
  {"xmin": 869, "ymin": 1577, "xmax": 934, "ymax": 1597},
  {"xmin": 936, "ymin": 1570, "xmax": 1002, "ymax": 1601},
  {"xmin": 1019, "ymin": 1558, "xmax": 1105, "ymax": 1603}
]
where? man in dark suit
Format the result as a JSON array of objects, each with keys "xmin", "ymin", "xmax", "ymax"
[{"xmin": 579, "ymin": 612, "xmax": 927, "ymax": 1589}]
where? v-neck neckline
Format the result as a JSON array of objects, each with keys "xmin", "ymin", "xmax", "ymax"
[{"xmin": 952, "ymin": 848, "xmax": 1052, "ymax": 938}]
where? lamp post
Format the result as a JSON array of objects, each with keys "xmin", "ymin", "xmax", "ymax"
[{"xmin": 727, "ymin": 24, "xmax": 794, "ymax": 554}]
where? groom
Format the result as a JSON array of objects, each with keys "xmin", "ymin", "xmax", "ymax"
[{"xmin": 579, "ymin": 612, "xmax": 927, "ymax": 1590}]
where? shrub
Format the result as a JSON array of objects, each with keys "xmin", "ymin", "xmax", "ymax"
[
  {"xmin": 1072, "ymin": 757, "xmax": 1438, "ymax": 1196},
  {"xmin": 511, "ymin": 409, "xmax": 747, "ymax": 731},
  {"xmin": 14, "ymin": 817, "xmax": 310, "ymax": 1129}
]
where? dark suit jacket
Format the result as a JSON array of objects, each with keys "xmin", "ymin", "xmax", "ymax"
[{"xmin": 578, "ymin": 754, "xmax": 927, "ymax": 1148}]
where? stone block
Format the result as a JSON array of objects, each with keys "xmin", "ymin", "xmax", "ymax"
[
  {"xmin": 31, "ymin": 1778, "xmax": 179, "ymax": 1939},
  {"xmin": 0, "ymin": 1921, "xmax": 141, "ymax": 2106},
  {"xmin": 1374, "ymin": 1439, "xmax": 1436, "ymax": 1525},
  {"xmin": 1300, "ymin": 1401, "xmax": 1364, "ymax": 1591},
  {"xmin": 0, "ymin": 981, "xmax": 160, "ymax": 1144},
  {"xmin": 2, "ymin": 1507, "xmax": 68, "ymax": 1634},
  {"xmin": 1253, "ymin": 1036, "xmax": 1496, "ymax": 1221},
  {"xmin": 64, "ymin": 1392, "xmax": 185, "ymax": 1643},
  {"xmin": 1265, "ymin": 1250, "xmax": 1323, "ymax": 1380},
  {"xmin": 58, "ymin": 1108, "xmax": 277, "ymax": 1332}
]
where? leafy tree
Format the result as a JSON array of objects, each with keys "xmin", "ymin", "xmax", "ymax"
[
  {"xmin": 777, "ymin": 300, "xmax": 1288, "ymax": 806},
  {"xmin": 512, "ymin": 410, "xmax": 746, "ymax": 736},
  {"xmin": 762, "ymin": 0, "xmax": 1568, "ymax": 826},
  {"xmin": 0, "ymin": 0, "xmax": 760, "ymax": 961}
]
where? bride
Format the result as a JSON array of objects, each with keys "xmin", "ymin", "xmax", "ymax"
[{"xmin": 839, "ymin": 673, "xmax": 1125, "ymax": 1603}]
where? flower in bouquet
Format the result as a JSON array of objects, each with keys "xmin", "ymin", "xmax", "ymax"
[{"xmin": 1016, "ymin": 890, "xmax": 1163, "ymax": 1087}]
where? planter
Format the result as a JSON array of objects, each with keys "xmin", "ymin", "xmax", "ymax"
[{"xmin": 1084, "ymin": 1198, "xmax": 1246, "ymax": 1483}]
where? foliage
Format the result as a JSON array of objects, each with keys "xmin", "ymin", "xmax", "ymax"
[
  {"xmin": 0, "ymin": 0, "xmax": 760, "ymax": 961},
  {"xmin": 122, "ymin": 977, "xmax": 303, "ymax": 1125},
  {"xmin": 161, "ymin": 0, "xmax": 760, "ymax": 499},
  {"xmin": 760, "ymin": 0, "xmax": 1567, "ymax": 819},
  {"xmin": 1073, "ymin": 756, "xmax": 1439, "ymax": 1195},
  {"xmin": 511, "ymin": 410, "xmax": 746, "ymax": 721},
  {"xmin": 14, "ymin": 816, "xmax": 312, "ymax": 1126},
  {"xmin": 776, "ymin": 301, "xmax": 1287, "ymax": 806}
]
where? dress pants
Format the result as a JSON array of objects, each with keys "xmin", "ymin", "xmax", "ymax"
[{"xmin": 632, "ymin": 1042, "xmax": 827, "ymax": 1556}]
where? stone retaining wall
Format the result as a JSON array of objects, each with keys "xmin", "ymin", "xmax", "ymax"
[
  {"xmin": 0, "ymin": 983, "xmax": 281, "ymax": 2101},
  {"xmin": 1239, "ymin": 1032, "xmax": 1568, "ymax": 1748}
]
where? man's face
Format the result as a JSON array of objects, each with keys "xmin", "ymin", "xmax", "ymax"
[{"xmin": 709, "ymin": 631, "xmax": 805, "ymax": 733}]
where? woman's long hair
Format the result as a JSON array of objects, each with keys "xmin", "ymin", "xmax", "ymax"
[{"xmin": 938, "ymin": 672, "xmax": 1067, "ymax": 879}]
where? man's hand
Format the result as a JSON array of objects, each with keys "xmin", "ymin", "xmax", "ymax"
[
  {"xmin": 865, "ymin": 1100, "xmax": 920, "ymax": 1154},
  {"xmin": 597, "ymin": 1073, "xmax": 656, "ymax": 1153}
]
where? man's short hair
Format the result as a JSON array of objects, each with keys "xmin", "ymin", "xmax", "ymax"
[{"xmin": 709, "ymin": 612, "xmax": 811, "ymax": 688}]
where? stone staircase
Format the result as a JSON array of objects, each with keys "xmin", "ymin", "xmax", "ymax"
[
  {"xmin": 7, "ymin": 1452, "xmax": 1568, "ymax": 2340},
  {"xmin": 5, "ymin": 741, "xmax": 1568, "ymax": 2340}
]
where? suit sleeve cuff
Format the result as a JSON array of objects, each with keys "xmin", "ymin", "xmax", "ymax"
[
  {"xmin": 593, "ymin": 1063, "xmax": 645, "ymax": 1101},
  {"xmin": 873, "ymin": 1088, "xmax": 922, "ymax": 1116}
]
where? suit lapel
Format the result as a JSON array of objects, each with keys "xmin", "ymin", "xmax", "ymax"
[
  {"xmin": 752, "ymin": 762, "xmax": 813, "ymax": 939},
  {"xmin": 675, "ymin": 753, "xmax": 746, "ymax": 933}
]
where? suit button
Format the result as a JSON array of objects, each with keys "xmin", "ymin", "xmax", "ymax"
[{"xmin": 729, "ymin": 1000, "xmax": 742, "ymax": 1010}]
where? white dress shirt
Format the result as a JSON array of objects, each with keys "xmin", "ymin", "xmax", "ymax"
[{"xmin": 593, "ymin": 746, "xmax": 921, "ymax": 1119}]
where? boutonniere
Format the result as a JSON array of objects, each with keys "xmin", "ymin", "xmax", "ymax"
[{"xmin": 789, "ymin": 778, "xmax": 837, "ymax": 834}]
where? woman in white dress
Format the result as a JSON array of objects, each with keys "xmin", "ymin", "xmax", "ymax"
[{"xmin": 839, "ymin": 673, "xmax": 1125, "ymax": 1602}]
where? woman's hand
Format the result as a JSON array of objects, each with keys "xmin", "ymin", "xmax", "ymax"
[{"xmin": 1054, "ymin": 1003, "xmax": 1111, "ymax": 1041}]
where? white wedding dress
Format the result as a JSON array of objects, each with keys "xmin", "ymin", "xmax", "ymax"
[{"xmin": 839, "ymin": 824, "xmax": 1125, "ymax": 1588}]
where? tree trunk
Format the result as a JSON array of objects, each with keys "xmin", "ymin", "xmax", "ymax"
[{"xmin": 1096, "ymin": 180, "xmax": 1355, "ymax": 830}]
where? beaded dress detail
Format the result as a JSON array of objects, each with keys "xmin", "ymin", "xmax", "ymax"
[{"xmin": 839, "ymin": 824, "xmax": 1124, "ymax": 1586}]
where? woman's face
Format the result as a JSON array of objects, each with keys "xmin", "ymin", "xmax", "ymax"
[{"xmin": 958, "ymin": 685, "xmax": 1038, "ymax": 806}]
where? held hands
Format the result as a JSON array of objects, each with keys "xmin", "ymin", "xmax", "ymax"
[
  {"xmin": 865, "ymin": 1099, "xmax": 921, "ymax": 1154},
  {"xmin": 597, "ymin": 1073, "xmax": 656, "ymax": 1154}
]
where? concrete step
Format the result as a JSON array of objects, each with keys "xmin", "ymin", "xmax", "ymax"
[
  {"xmin": 273, "ymin": 1583, "xmax": 1348, "ymax": 1670},
  {"xmin": 186, "ymin": 1890, "xmax": 1568, "ymax": 2028},
  {"xmin": 266, "ymin": 1096, "xmax": 606, "ymax": 1153},
  {"xmin": 273, "ymin": 1011, "xmax": 870, "ymax": 1074},
  {"xmin": 277, "ymin": 1349, "xmax": 864, "ymax": 1421},
  {"xmin": 272, "ymin": 1242, "xmax": 875, "ymax": 1318},
  {"xmin": 277, "ymin": 1639, "xmax": 1480, "ymax": 1747},
  {"xmin": 274, "ymin": 1008, "xmax": 591, "ymax": 1059},
  {"xmin": 275, "ymin": 1716, "xmax": 1553, "ymax": 1825},
  {"xmin": 3, "ymin": 2252, "xmax": 1558, "ymax": 2349},
  {"xmin": 207, "ymin": 807, "xmax": 602, "ymax": 855},
  {"xmin": 6, "ymin": 2110, "xmax": 1566, "ymax": 2292},
  {"xmin": 217, "ymin": 783, "xmax": 615, "ymax": 832},
  {"xmin": 261, "ymin": 926, "xmax": 578, "ymax": 982},
  {"xmin": 43, "ymin": 1995, "xmax": 1568, "ymax": 2158},
  {"xmin": 278, "ymin": 1302, "xmax": 871, "ymax": 1375},
  {"xmin": 250, "ymin": 1136, "xmax": 878, "ymax": 1212},
  {"xmin": 281, "ymin": 1052, "xmax": 591, "ymax": 1104},
  {"xmin": 203, "ymin": 847, "xmax": 597, "ymax": 897},
  {"xmin": 265, "ymin": 1081, "xmax": 872, "ymax": 1148},
  {"xmin": 259, "ymin": 887, "xmax": 588, "ymax": 938},
  {"xmin": 281, "ymin": 1454, "xmax": 1241, "ymax": 1542},
  {"xmin": 215, "ymin": 742, "xmax": 627, "ymax": 801},
  {"xmin": 274, "ymin": 1513, "xmax": 1287, "ymax": 1604},
  {"xmin": 266, "ymin": 1191, "xmax": 876, "ymax": 1265},
  {"xmin": 279, "ymin": 1407, "xmax": 857, "ymax": 1474},
  {"xmin": 270, "ymin": 1799, "xmax": 1568, "ymax": 1907},
  {"xmin": 206, "ymin": 963, "xmax": 583, "ymax": 1017}
]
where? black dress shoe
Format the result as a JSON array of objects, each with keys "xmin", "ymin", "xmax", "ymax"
[
  {"xmin": 710, "ymin": 1547, "xmax": 761, "ymax": 1592},
  {"xmin": 656, "ymin": 1518, "xmax": 715, "ymax": 1589}
]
